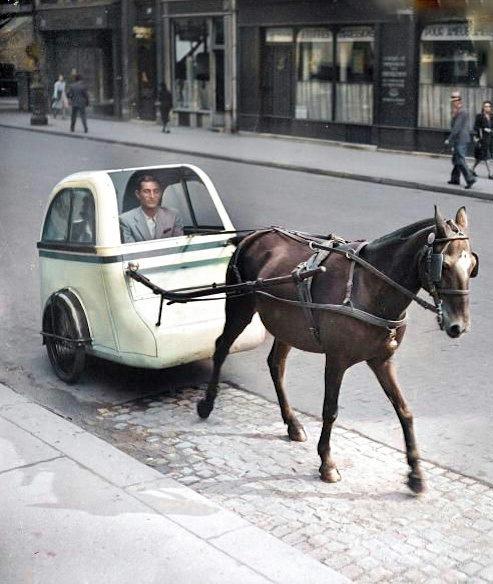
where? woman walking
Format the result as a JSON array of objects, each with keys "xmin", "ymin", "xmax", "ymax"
[
  {"xmin": 52, "ymin": 74, "xmax": 68, "ymax": 119},
  {"xmin": 472, "ymin": 100, "xmax": 493, "ymax": 179}
]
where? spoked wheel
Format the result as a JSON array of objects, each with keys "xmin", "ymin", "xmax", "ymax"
[{"xmin": 45, "ymin": 303, "xmax": 86, "ymax": 383}]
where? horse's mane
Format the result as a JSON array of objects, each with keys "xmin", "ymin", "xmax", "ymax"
[{"xmin": 369, "ymin": 217, "xmax": 434, "ymax": 248}]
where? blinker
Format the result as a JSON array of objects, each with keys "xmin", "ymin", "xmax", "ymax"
[
  {"xmin": 471, "ymin": 252, "xmax": 479, "ymax": 278},
  {"xmin": 431, "ymin": 253, "xmax": 443, "ymax": 282}
]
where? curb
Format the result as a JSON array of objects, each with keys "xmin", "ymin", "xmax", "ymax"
[{"xmin": 2, "ymin": 120, "xmax": 492, "ymax": 202}]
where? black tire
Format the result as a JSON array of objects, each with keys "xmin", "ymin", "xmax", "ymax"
[{"xmin": 45, "ymin": 303, "xmax": 86, "ymax": 383}]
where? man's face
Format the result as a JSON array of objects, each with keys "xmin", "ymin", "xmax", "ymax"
[
  {"xmin": 136, "ymin": 180, "xmax": 162, "ymax": 212},
  {"xmin": 452, "ymin": 100, "xmax": 461, "ymax": 114}
]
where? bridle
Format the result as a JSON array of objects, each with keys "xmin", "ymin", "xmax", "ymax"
[{"xmin": 419, "ymin": 229, "xmax": 473, "ymax": 330}]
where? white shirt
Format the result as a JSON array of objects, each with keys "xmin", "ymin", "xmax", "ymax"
[{"xmin": 140, "ymin": 208, "xmax": 156, "ymax": 238}]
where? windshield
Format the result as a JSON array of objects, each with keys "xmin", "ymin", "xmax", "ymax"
[{"xmin": 109, "ymin": 166, "xmax": 225, "ymax": 240}]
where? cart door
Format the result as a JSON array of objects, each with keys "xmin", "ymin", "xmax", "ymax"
[{"xmin": 107, "ymin": 166, "xmax": 248, "ymax": 366}]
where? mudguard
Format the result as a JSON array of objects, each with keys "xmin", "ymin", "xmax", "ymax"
[{"xmin": 42, "ymin": 288, "xmax": 92, "ymax": 345}]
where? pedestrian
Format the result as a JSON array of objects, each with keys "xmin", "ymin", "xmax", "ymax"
[
  {"xmin": 52, "ymin": 74, "xmax": 68, "ymax": 119},
  {"xmin": 472, "ymin": 100, "xmax": 493, "ymax": 179},
  {"xmin": 157, "ymin": 82, "xmax": 173, "ymax": 133},
  {"xmin": 67, "ymin": 74, "xmax": 89, "ymax": 133},
  {"xmin": 445, "ymin": 91, "xmax": 476, "ymax": 189},
  {"xmin": 119, "ymin": 174, "xmax": 184, "ymax": 243}
]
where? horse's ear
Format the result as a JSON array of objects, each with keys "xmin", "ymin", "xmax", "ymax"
[
  {"xmin": 455, "ymin": 206, "xmax": 468, "ymax": 232},
  {"xmin": 434, "ymin": 205, "xmax": 447, "ymax": 236}
]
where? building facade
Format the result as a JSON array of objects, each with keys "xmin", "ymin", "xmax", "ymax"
[
  {"xmin": 235, "ymin": 0, "xmax": 493, "ymax": 152},
  {"xmin": 25, "ymin": 0, "xmax": 493, "ymax": 152}
]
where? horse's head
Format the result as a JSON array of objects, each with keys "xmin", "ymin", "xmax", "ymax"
[{"xmin": 428, "ymin": 206, "xmax": 478, "ymax": 338}]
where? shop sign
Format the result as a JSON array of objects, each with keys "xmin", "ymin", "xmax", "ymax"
[
  {"xmin": 382, "ymin": 55, "xmax": 407, "ymax": 107},
  {"xmin": 266, "ymin": 28, "xmax": 293, "ymax": 43},
  {"xmin": 337, "ymin": 27, "xmax": 375, "ymax": 43},
  {"xmin": 298, "ymin": 29, "xmax": 333, "ymax": 43},
  {"xmin": 422, "ymin": 22, "xmax": 493, "ymax": 41}
]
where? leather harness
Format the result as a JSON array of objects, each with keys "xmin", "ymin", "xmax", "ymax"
[{"xmin": 237, "ymin": 226, "xmax": 472, "ymax": 344}]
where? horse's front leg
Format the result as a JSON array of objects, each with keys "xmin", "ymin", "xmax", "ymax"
[
  {"xmin": 318, "ymin": 359, "xmax": 346, "ymax": 483},
  {"xmin": 367, "ymin": 356, "xmax": 425, "ymax": 494},
  {"xmin": 267, "ymin": 338, "xmax": 306, "ymax": 441},
  {"xmin": 197, "ymin": 295, "xmax": 255, "ymax": 419}
]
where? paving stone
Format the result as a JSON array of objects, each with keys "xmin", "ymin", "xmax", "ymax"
[
  {"xmin": 85, "ymin": 384, "xmax": 493, "ymax": 584},
  {"xmin": 478, "ymin": 565, "xmax": 493, "ymax": 580}
]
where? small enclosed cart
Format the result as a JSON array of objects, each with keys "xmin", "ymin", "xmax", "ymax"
[{"xmin": 38, "ymin": 164, "xmax": 265, "ymax": 382}]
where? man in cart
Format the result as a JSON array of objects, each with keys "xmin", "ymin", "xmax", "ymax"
[{"xmin": 119, "ymin": 174, "xmax": 184, "ymax": 242}]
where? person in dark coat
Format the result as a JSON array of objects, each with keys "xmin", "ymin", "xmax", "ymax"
[
  {"xmin": 472, "ymin": 100, "xmax": 493, "ymax": 179},
  {"xmin": 445, "ymin": 91, "xmax": 476, "ymax": 189},
  {"xmin": 158, "ymin": 82, "xmax": 173, "ymax": 133},
  {"xmin": 67, "ymin": 74, "xmax": 90, "ymax": 133}
]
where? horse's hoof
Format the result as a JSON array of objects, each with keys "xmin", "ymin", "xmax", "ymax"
[
  {"xmin": 197, "ymin": 399, "xmax": 212, "ymax": 419},
  {"xmin": 287, "ymin": 421, "xmax": 307, "ymax": 442},
  {"xmin": 320, "ymin": 466, "xmax": 341, "ymax": 483},
  {"xmin": 407, "ymin": 471, "xmax": 426, "ymax": 495}
]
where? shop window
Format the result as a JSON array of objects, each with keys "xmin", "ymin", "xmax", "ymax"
[
  {"xmin": 173, "ymin": 18, "xmax": 210, "ymax": 111},
  {"xmin": 335, "ymin": 26, "xmax": 374, "ymax": 124},
  {"xmin": 295, "ymin": 28, "xmax": 333, "ymax": 121},
  {"xmin": 419, "ymin": 22, "xmax": 493, "ymax": 129}
]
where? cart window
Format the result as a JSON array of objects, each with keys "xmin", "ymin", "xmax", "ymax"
[
  {"xmin": 42, "ymin": 188, "xmax": 95, "ymax": 245},
  {"xmin": 186, "ymin": 180, "xmax": 223, "ymax": 227},
  {"xmin": 42, "ymin": 189, "xmax": 71, "ymax": 241},
  {"xmin": 69, "ymin": 189, "xmax": 95, "ymax": 244}
]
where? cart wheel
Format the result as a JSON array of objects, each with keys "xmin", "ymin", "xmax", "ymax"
[{"xmin": 45, "ymin": 303, "xmax": 86, "ymax": 383}]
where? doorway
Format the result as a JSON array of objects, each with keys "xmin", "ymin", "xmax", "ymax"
[
  {"xmin": 137, "ymin": 37, "xmax": 156, "ymax": 120},
  {"xmin": 262, "ymin": 42, "xmax": 293, "ymax": 118}
]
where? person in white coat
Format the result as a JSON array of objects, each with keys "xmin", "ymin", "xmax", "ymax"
[{"xmin": 52, "ymin": 74, "xmax": 68, "ymax": 119}]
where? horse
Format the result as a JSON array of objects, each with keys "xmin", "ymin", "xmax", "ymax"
[{"xmin": 197, "ymin": 207, "xmax": 478, "ymax": 494}]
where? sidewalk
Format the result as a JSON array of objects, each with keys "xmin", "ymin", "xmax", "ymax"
[
  {"xmin": 1, "ymin": 107, "xmax": 493, "ymax": 201},
  {"xmin": 0, "ymin": 382, "xmax": 349, "ymax": 584}
]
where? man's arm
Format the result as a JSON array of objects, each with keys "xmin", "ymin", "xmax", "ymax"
[{"xmin": 172, "ymin": 212, "xmax": 184, "ymax": 237}]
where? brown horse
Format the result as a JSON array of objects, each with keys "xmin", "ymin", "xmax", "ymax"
[{"xmin": 197, "ymin": 207, "xmax": 478, "ymax": 494}]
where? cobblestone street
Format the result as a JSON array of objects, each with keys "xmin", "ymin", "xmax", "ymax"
[{"xmin": 86, "ymin": 384, "xmax": 493, "ymax": 583}]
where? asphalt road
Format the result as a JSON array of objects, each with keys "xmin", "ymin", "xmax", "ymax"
[{"xmin": 1, "ymin": 127, "xmax": 492, "ymax": 484}]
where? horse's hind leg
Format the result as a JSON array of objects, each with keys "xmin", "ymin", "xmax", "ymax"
[
  {"xmin": 318, "ymin": 359, "xmax": 345, "ymax": 483},
  {"xmin": 268, "ymin": 339, "xmax": 307, "ymax": 442},
  {"xmin": 197, "ymin": 294, "xmax": 256, "ymax": 419},
  {"xmin": 367, "ymin": 356, "xmax": 425, "ymax": 494}
]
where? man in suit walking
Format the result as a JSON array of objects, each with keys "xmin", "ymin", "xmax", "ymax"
[
  {"xmin": 445, "ymin": 91, "xmax": 476, "ymax": 189},
  {"xmin": 67, "ymin": 74, "xmax": 90, "ymax": 133},
  {"xmin": 119, "ymin": 175, "xmax": 184, "ymax": 243}
]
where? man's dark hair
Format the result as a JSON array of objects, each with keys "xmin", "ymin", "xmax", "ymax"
[
  {"xmin": 74, "ymin": 74, "xmax": 81, "ymax": 82},
  {"xmin": 137, "ymin": 174, "xmax": 161, "ymax": 191}
]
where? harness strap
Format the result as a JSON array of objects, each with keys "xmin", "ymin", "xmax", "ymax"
[
  {"xmin": 343, "ymin": 241, "xmax": 368, "ymax": 305},
  {"xmin": 256, "ymin": 290, "xmax": 408, "ymax": 329},
  {"xmin": 310, "ymin": 241, "xmax": 439, "ymax": 314},
  {"xmin": 293, "ymin": 248, "xmax": 333, "ymax": 342}
]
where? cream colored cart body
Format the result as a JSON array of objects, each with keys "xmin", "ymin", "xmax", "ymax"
[{"xmin": 38, "ymin": 164, "xmax": 265, "ymax": 382}]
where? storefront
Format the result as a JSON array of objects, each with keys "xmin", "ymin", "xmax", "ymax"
[
  {"xmin": 160, "ymin": 0, "xmax": 235, "ymax": 131},
  {"xmin": 237, "ymin": 0, "xmax": 415, "ymax": 147},
  {"xmin": 419, "ymin": 20, "xmax": 493, "ymax": 129},
  {"xmin": 38, "ymin": 4, "xmax": 119, "ymax": 117},
  {"xmin": 236, "ymin": 0, "xmax": 492, "ymax": 153}
]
